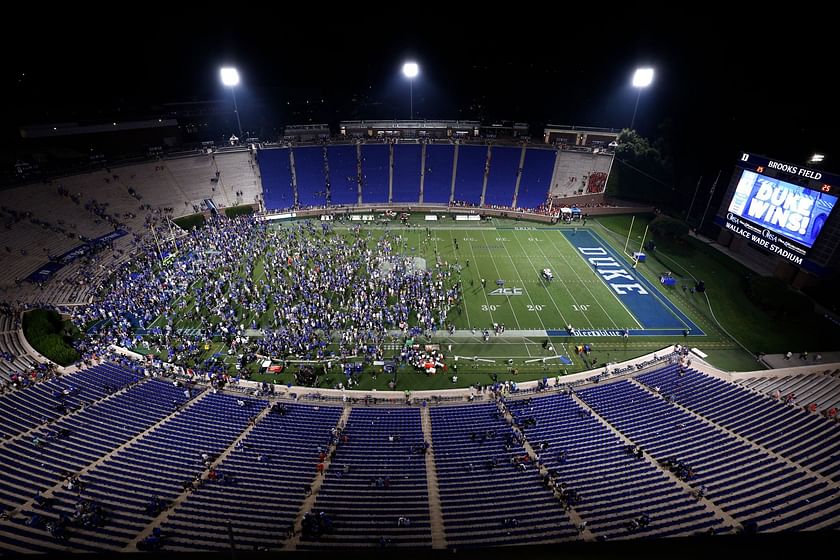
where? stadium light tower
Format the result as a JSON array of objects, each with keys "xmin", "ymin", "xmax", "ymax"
[
  {"xmin": 630, "ymin": 67, "xmax": 654, "ymax": 130},
  {"xmin": 402, "ymin": 61, "xmax": 419, "ymax": 119},
  {"xmin": 220, "ymin": 67, "xmax": 244, "ymax": 141}
]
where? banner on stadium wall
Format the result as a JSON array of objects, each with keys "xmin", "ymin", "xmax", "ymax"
[
  {"xmin": 320, "ymin": 215, "xmax": 334, "ymax": 221},
  {"xmin": 425, "ymin": 215, "xmax": 438, "ymax": 221},
  {"xmin": 26, "ymin": 229, "xmax": 128, "ymax": 283},
  {"xmin": 455, "ymin": 214, "xmax": 481, "ymax": 221},
  {"xmin": 350, "ymin": 215, "xmax": 374, "ymax": 221}
]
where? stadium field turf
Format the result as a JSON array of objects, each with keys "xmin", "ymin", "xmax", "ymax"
[{"xmin": 134, "ymin": 215, "xmax": 765, "ymax": 389}]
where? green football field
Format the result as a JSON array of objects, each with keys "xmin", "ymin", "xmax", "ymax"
[
  {"xmin": 136, "ymin": 215, "xmax": 764, "ymax": 390},
  {"xmin": 431, "ymin": 225, "xmax": 639, "ymax": 332}
]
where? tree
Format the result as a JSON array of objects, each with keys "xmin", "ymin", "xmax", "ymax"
[{"xmin": 607, "ymin": 129, "xmax": 677, "ymax": 209}]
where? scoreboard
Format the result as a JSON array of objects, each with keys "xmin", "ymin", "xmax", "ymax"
[{"xmin": 717, "ymin": 153, "xmax": 839, "ymax": 267}]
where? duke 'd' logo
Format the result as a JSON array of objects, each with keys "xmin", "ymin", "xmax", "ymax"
[{"xmin": 489, "ymin": 287, "xmax": 524, "ymax": 296}]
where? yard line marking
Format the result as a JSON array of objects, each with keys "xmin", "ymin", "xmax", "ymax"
[
  {"xmin": 524, "ymin": 231, "xmax": 596, "ymax": 329},
  {"xmin": 496, "ymin": 231, "xmax": 549, "ymax": 332},
  {"xmin": 478, "ymin": 229, "xmax": 523, "ymax": 330},
  {"xmin": 466, "ymin": 233, "xmax": 497, "ymax": 327},
  {"xmin": 435, "ymin": 229, "xmax": 471, "ymax": 330},
  {"xmin": 509, "ymin": 232, "xmax": 569, "ymax": 328}
]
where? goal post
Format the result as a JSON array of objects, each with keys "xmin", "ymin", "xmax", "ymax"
[
  {"xmin": 623, "ymin": 215, "xmax": 635, "ymax": 256},
  {"xmin": 633, "ymin": 225, "xmax": 649, "ymax": 268}
]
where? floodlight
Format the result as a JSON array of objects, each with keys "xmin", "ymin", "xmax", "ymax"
[
  {"xmin": 220, "ymin": 67, "xmax": 240, "ymax": 87},
  {"xmin": 402, "ymin": 62, "xmax": 419, "ymax": 78},
  {"xmin": 632, "ymin": 68, "xmax": 654, "ymax": 88}
]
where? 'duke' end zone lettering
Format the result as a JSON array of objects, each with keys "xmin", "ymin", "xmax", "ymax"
[{"xmin": 561, "ymin": 230, "xmax": 704, "ymax": 335}]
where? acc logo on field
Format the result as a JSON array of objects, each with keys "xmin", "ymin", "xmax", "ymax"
[{"xmin": 489, "ymin": 287, "xmax": 523, "ymax": 296}]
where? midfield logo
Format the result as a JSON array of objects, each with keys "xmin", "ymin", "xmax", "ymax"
[{"xmin": 489, "ymin": 287, "xmax": 523, "ymax": 296}]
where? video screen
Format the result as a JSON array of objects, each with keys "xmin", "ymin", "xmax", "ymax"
[{"xmin": 727, "ymin": 169, "xmax": 837, "ymax": 249}]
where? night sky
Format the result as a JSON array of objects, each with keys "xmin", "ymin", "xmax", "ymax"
[{"xmin": 3, "ymin": 8, "xmax": 833, "ymax": 180}]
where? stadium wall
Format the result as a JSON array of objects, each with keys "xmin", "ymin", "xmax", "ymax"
[
  {"xmin": 119, "ymin": 344, "xmax": 839, "ymax": 406},
  {"xmin": 271, "ymin": 203, "xmax": 652, "ymax": 222},
  {"xmin": 124, "ymin": 345, "xmax": 683, "ymax": 404}
]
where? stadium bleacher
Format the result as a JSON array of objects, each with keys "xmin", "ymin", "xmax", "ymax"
[
  {"xmin": 257, "ymin": 148, "xmax": 295, "ymax": 211},
  {"xmin": 0, "ymin": 359, "xmax": 835, "ymax": 550},
  {"xmin": 422, "ymin": 144, "xmax": 455, "ymax": 204},
  {"xmin": 0, "ymin": 313, "xmax": 43, "ymax": 384},
  {"xmin": 299, "ymin": 407, "xmax": 432, "ymax": 549},
  {"xmin": 0, "ymin": 362, "xmax": 141, "ymax": 439},
  {"xmin": 327, "ymin": 145, "xmax": 359, "ymax": 206},
  {"xmin": 161, "ymin": 403, "xmax": 342, "ymax": 551},
  {"xmin": 508, "ymin": 393, "xmax": 727, "ymax": 539},
  {"xmin": 516, "ymin": 148, "xmax": 556, "ymax": 209},
  {"xmin": 453, "ymin": 145, "xmax": 487, "ymax": 206},
  {"xmin": 548, "ymin": 150, "xmax": 611, "ymax": 199},
  {"xmin": 259, "ymin": 141, "xmax": 578, "ymax": 211},
  {"xmin": 360, "ymin": 144, "xmax": 390, "ymax": 204},
  {"xmin": 293, "ymin": 146, "xmax": 328, "ymax": 208},
  {"xmin": 483, "ymin": 146, "xmax": 520, "ymax": 207},
  {"xmin": 392, "ymin": 144, "xmax": 422, "ymax": 203},
  {"xmin": 9, "ymin": 390, "xmax": 258, "ymax": 552},
  {"xmin": 577, "ymin": 379, "xmax": 840, "ymax": 532},
  {"xmin": 638, "ymin": 367, "xmax": 840, "ymax": 482},
  {"xmin": 430, "ymin": 402, "xmax": 579, "ymax": 547},
  {"xmin": 735, "ymin": 370, "xmax": 840, "ymax": 414}
]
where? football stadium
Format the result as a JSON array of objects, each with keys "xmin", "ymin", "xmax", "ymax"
[{"xmin": 0, "ymin": 17, "xmax": 838, "ymax": 559}]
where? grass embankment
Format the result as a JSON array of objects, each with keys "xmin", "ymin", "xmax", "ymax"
[{"xmin": 23, "ymin": 309, "xmax": 80, "ymax": 366}]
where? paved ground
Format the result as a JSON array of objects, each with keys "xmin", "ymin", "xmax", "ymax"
[{"xmin": 760, "ymin": 351, "xmax": 840, "ymax": 369}]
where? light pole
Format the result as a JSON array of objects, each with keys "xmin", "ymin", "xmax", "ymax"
[
  {"xmin": 630, "ymin": 67, "xmax": 654, "ymax": 130},
  {"xmin": 220, "ymin": 67, "xmax": 244, "ymax": 140},
  {"xmin": 402, "ymin": 62, "xmax": 419, "ymax": 119}
]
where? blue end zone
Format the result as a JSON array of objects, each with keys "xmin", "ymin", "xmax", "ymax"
[{"xmin": 560, "ymin": 230, "xmax": 704, "ymax": 336}]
